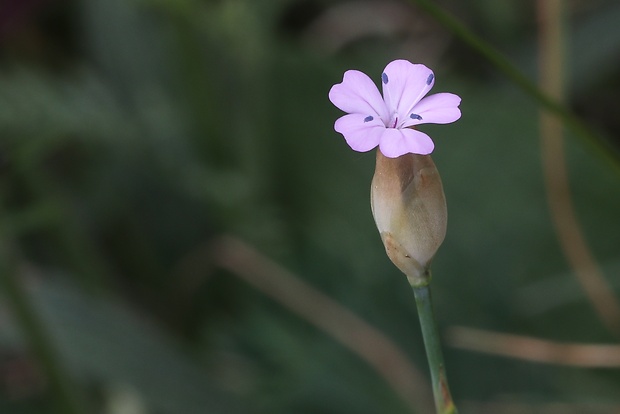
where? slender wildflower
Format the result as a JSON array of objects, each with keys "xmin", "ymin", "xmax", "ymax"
[
  {"xmin": 329, "ymin": 59, "xmax": 460, "ymax": 157},
  {"xmin": 329, "ymin": 59, "xmax": 461, "ymax": 414}
]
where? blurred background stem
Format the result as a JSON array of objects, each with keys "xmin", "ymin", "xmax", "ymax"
[
  {"xmin": 0, "ymin": 243, "xmax": 87, "ymax": 414},
  {"xmin": 410, "ymin": 0, "xmax": 620, "ymax": 174},
  {"xmin": 213, "ymin": 235, "xmax": 435, "ymax": 413},
  {"xmin": 15, "ymin": 165, "xmax": 110, "ymax": 294},
  {"xmin": 537, "ymin": 0, "xmax": 620, "ymax": 336},
  {"xmin": 412, "ymin": 279, "xmax": 457, "ymax": 414}
]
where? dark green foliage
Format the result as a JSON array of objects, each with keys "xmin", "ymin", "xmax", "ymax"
[{"xmin": 1, "ymin": 0, "xmax": 620, "ymax": 413}]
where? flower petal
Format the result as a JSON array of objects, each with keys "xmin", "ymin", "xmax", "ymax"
[
  {"xmin": 378, "ymin": 128, "xmax": 434, "ymax": 158},
  {"xmin": 402, "ymin": 93, "xmax": 461, "ymax": 127},
  {"xmin": 334, "ymin": 113, "xmax": 385, "ymax": 152},
  {"xmin": 381, "ymin": 60, "xmax": 435, "ymax": 119},
  {"xmin": 329, "ymin": 70, "xmax": 389, "ymax": 123}
]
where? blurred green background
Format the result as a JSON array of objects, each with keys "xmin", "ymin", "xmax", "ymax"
[{"xmin": 1, "ymin": 0, "xmax": 620, "ymax": 413}]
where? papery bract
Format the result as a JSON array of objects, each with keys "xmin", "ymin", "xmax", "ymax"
[
  {"xmin": 329, "ymin": 60, "xmax": 461, "ymax": 157},
  {"xmin": 371, "ymin": 151, "xmax": 447, "ymax": 285}
]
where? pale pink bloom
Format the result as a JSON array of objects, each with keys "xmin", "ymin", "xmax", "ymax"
[{"xmin": 328, "ymin": 59, "xmax": 461, "ymax": 157}]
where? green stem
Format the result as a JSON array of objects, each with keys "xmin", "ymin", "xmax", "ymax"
[
  {"xmin": 412, "ymin": 277, "xmax": 457, "ymax": 414},
  {"xmin": 16, "ymin": 166, "xmax": 110, "ymax": 294},
  {"xmin": 410, "ymin": 0, "xmax": 620, "ymax": 175},
  {"xmin": 0, "ymin": 245, "xmax": 87, "ymax": 414}
]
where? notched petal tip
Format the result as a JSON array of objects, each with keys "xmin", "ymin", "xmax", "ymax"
[
  {"xmin": 378, "ymin": 128, "xmax": 434, "ymax": 158},
  {"xmin": 381, "ymin": 60, "xmax": 436, "ymax": 118},
  {"xmin": 328, "ymin": 69, "xmax": 389, "ymax": 121},
  {"xmin": 406, "ymin": 93, "xmax": 462, "ymax": 126},
  {"xmin": 335, "ymin": 113, "xmax": 384, "ymax": 153}
]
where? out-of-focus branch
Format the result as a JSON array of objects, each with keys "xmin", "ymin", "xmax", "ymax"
[
  {"xmin": 537, "ymin": 0, "xmax": 620, "ymax": 335},
  {"xmin": 0, "ymin": 245, "xmax": 88, "ymax": 414},
  {"xmin": 408, "ymin": 0, "xmax": 620, "ymax": 174},
  {"xmin": 447, "ymin": 326, "xmax": 620, "ymax": 367},
  {"xmin": 211, "ymin": 235, "xmax": 434, "ymax": 414}
]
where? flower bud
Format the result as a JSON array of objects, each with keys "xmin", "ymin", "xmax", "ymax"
[{"xmin": 370, "ymin": 150, "xmax": 447, "ymax": 286}]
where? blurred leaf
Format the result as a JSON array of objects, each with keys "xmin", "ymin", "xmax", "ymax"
[
  {"xmin": 26, "ymin": 277, "xmax": 246, "ymax": 414},
  {"xmin": 1, "ymin": 0, "xmax": 620, "ymax": 412}
]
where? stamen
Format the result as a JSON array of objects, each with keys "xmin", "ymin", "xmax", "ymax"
[
  {"xmin": 382, "ymin": 73, "xmax": 389, "ymax": 84},
  {"xmin": 426, "ymin": 73, "xmax": 434, "ymax": 85},
  {"xmin": 364, "ymin": 115, "xmax": 373, "ymax": 123},
  {"xmin": 410, "ymin": 113, "xmax": 423, "ymax": 120},
  {"xmin": 391, "ymin": 117, "xmax": 398, "ymax": 128}
]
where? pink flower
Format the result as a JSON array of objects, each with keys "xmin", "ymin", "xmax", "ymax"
[{"xmin": 328, "ymin": 60, "xmax": 461, "ymax": 157}]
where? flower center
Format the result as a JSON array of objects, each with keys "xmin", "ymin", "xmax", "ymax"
[{"xmin": 389, "ymin": 112, "xmax": 399, "ymax": 129}]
